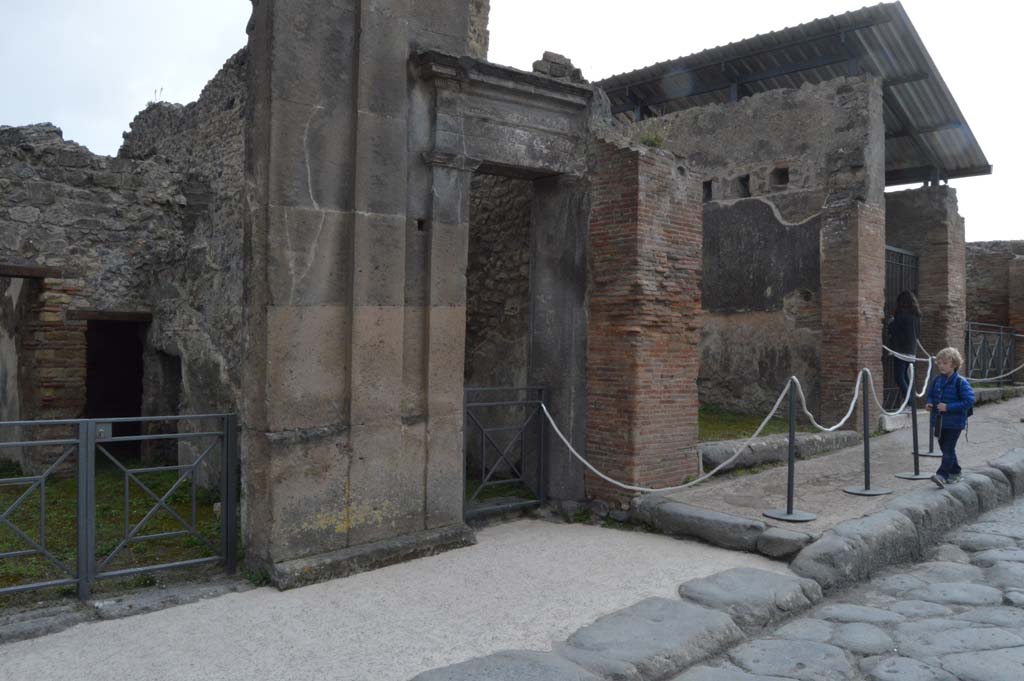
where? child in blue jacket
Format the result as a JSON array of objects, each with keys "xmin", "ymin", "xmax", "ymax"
[{"xmin": 926, "ymin": 347, "xmax": 975, "ymax": 487}]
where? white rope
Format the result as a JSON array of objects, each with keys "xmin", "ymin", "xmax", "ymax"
[
  {"xmin": 540, "ymin": 379, "xmax": 791, "ymax": 494},
  {"xmin": 964, "ymin": 360, "xmax": 1024, "ymax": 383},
  {"xmin": 915, "ymin": 357, "xmax": 932, "ymax": 398},
  {"xmin": 865, "ymin": 365, "xmax": 915, "ymax": 416},
  {"xmin": 791, "ymin": 374, "xmax": 862, "ymax": 432},
  {"xmin": 882, "ymin": 344, "xmax": 928, "ymax": 363}
]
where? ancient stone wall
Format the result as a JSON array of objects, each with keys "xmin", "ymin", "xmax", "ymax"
[
  {"xmin": 627, "ymin": 76, "xmax": 885, "ymax": 415},
  {"xmin": 0, "ymin": 49, "xmax": 247, "ymax": 477},
  {"xmin": 467, "ymin": 0, "xmax": 490, "ymax": 59},
  {"xmin": 120, "ymin": 48, "xmax": 247, "ymax": 428},
  {"xmin": 965, "ymin": 240, "xmax": 1024, "ymax": 327},
  {"xmin": 465, "ymin": 173, "xmax": 531, "ymax": 389}
]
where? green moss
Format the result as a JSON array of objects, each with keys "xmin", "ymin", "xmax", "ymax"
[{"xmin": 699, "ymin": 404, "xmax": 803, "ymax": 442}]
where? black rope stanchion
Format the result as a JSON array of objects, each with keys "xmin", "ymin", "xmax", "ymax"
[
  {"xmin": 764, "ymin": 379, "xmax": 816, "ymax": 522},
  {"xmin": 895, "ymin": 384, "xmax": 930, "ymax": 480},
  {"xmin": 845, "ymin": 369, "xmax": 892, "ymax": 496},
  {"xmin": 921, "ymin": 356, "xmax": 941, "ymax": 458}
]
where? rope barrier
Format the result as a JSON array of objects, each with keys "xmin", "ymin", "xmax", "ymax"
[
  {"xmin": 791, "ymin": 375, "xmax": 861, "ymax": 433},
  {"xmin": 540, "ymin": 379, "xmax": 791, "ymax": 494},
  {"xmin": 865, "ymin": 364, "xmax": 915, "ymax": 417}
]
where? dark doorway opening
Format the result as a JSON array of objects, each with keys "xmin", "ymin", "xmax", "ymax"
[{"xmin": 85, "ymin": 320, "xmax": 147, "ymax": 456}]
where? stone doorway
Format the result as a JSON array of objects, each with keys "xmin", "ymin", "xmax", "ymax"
[{"xmin": 85, "ymin": 319, "xmax": 146, "ymax": 453}]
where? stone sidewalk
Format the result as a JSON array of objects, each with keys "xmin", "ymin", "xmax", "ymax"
[
  {"xmin": 662, "ymin": 395, "xmax": 1024, "ymax": 539},
  {"xmin": 0, "ymin": 520, "xmax": 789, "ymax": 681}
]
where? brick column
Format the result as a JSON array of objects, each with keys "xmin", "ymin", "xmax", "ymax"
[
  {"xmin": 586, "ymin": 141, "xmax": 702, "ymax": 507},
  {"xmin": 1010, "ymin": 257, "xmax": 1024, "ymax": 381},
  {"xmin": 819, "ymin": 201, "xmax": 885, "ymax": 429},
  {"xmin": 885, "ymin": 186, "xmax": 966, "ymax": 354},
  {"xmin": 19, "ymin": 278, "xmax": 87, "ymax": 472}
]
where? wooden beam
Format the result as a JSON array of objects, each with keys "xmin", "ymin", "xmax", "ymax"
[
  {"xmin": 0, "ymin": 264, "xmax": 63, "ymax": 279},
  {"xmin": 65, "ymin": 310, "xmax": 153, "ymax": 322}
]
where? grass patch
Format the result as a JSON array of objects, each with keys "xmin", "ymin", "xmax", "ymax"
[
  {"xmin": 465, "ymin": 480, "xmax": 536, "ymax": 503},
  {"xmin": 0, "ymin": 458, "xmax": 223, "ymax": 597},
  {"xmin": 699, "ymin": 404, "xmax": 802, "ymax": 442}
]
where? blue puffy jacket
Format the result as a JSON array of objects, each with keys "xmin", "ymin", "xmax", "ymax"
[{"xmin": 928, "ymin": 371, "xmax": 975, "ymax": 431}]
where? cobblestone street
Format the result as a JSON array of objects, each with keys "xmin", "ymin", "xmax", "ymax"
[{"xmin": 678, "ymin": 495, "xmax": 1024, "ymax": 680}]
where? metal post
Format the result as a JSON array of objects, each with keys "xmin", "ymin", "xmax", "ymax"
[
  {"xmin": 538, "ymin": 388, "xmax": 547, "ymax": 504},
  {"xmin": 764, "ymin": 380, "xmax": 815, "ymax": 522},
  {"xmin": 896, "ymin": 370, "xmax": 930, "ymax": 480},
  {"xmin": 923, "ymin": 356, "xmax": 940, "ymax": 457},
  {"xmin": 76, "ymin": 421, "xmax": 96, "ymax": 599},
  {"xmin": 222, "ymin": 414, "xmax": 238, "ymax": 575},
  {"xmin": 845, "ymin": 370, "xmax": 892, "ymax": 496}
]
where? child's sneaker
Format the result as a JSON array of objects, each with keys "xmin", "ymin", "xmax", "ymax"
[
  {"xmin": 948, "ymin": 474, "xmax": 963, "ymax": 484},
  {"xmin": 930, "ymin": 474, "xmax": 946, "ymax": 488}
]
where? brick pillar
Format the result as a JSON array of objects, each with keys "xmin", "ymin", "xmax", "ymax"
[
  {"xmin": 586, "ymin": 141, "xmax": 702, "ymax": 507},
  {"xmin": 819, "ymin": 201, "xmax": 885, "ymax": 429},
  {"xmin": 885, "ymin": 186, "xmax": 966, "ymax": 354},
  {"xmin": 1010, "ymin": 257, "xmax": 1024, "ymax": 381},
  {"xmin": 18, "ymin": 278, "xmax": 87, "ymax": 472}
]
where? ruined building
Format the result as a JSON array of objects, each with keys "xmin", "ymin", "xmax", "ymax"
[{"xmin": 0, "ymin": 1, "xmax": 997, "ymax": 585}]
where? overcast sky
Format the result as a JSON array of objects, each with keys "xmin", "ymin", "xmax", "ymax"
[{"xmin": 0, "ymin": 0, "xmax": 1016, "ymax": 241}]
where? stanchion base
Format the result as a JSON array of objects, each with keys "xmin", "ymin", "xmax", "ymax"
[
  {"xmin": 918, "ymin": 452, "xmax": 942, "ymax": 458},
  {"xmin": 843, "ymin": 486, "xmax": 893, "ymax": 496},
  {"xmin": 894, "ymin": 472, "xmax": 933, "ymax": 480},
  {"xmin": 763, "ymin": 509, "xmax": 817, "ymax": 522}
]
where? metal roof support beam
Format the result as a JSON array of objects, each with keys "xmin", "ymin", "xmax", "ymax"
[
  {"xmin": 883, "ymin": 92, "xmax": 947, "ymax": 180},
  {"xmin": 885, "ymin": 121, "xmax": 963, "ymax": 139},
  {"xmin": 884, "ymin": 164, "xmax": 992, "ymax": 186},
  {"xmin": 884, "ymin": 73, "xmax": 929, "ymax": 88}
]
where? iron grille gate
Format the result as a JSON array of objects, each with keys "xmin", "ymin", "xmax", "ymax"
[
  {"xmin": 965, "ymin": 322, "xmax": 1017, "ymax": 382},
  {"xmin": 0, "ymin": 414, "xmax": 238, "ymax": 599},
  {"xmin": 463, "ymin": 387, "xmax": 546, "ymax": 521},
  {"xmin": 883, "ymin": 246, "xmax": 920, "ymax": 409}
]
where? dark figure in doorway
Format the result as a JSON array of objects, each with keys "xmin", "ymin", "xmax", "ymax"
[{"xmin": 887, "ymin": 290, "xmax": 921, "ymax": 403}]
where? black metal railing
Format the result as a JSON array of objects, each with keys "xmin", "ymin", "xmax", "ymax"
[
  {"xmin": 965, "ymin": 322, "xmax": 1017, "ymax": 383},
  {"xmin": 463, "ymin": 387, "xmax": 545, "ymax": 521},
  {"xmin": 0, "ymin": 414, "xmax": 238, "ymax": 599}
]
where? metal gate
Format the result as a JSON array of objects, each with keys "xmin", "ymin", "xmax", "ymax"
[
  {"xmin": 965, "ymin": 322, "xmax": 1017, "ymax": 382},
  {"xmin": 463, "ymin": 387, "xmax": 545, "ymax": 521},
  {"xmin": 883, "ymin": 246, "xmax": 920, "ymax": 408},
  {"xmin": 0, "ymin": 414, "xmax": 238, "ymax": 599}
]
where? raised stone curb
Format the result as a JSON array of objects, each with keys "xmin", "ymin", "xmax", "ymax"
[
  {"xmin": 791, "ymin": 450, "xmax": 1024, "ymax": 592},
  {"xmin": 677, "ymin": 567, "xmax": 822, "ymax": 632},
  {"xmin": 756, "ymin": 526, "xmax": 814, "ymax": 559},
  {"xmin": 631, "ymin": 497, "xmax": 766, "ymax": 552},
  {"xmin": 700, "ymin": 431, "xmax": 860, "ymax": 474},
  {"xmin": 411, "ymin": 568, "xmax": 823, "ymax": 681},
  {"xmin": 557, "ymin": 597, "xmax": 744, "ymax": 680}
]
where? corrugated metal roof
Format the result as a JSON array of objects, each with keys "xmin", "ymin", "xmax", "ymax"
[{"xmin": 595, "ymin": 2, "xmax": 990, "ymax": 186}]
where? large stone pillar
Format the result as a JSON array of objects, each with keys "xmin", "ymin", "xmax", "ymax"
[
  {"xmin": 242, "ymin": 0, "xmax": 474, "ymax": 586},
  {"xmin": 585, "ymin": 141, "xmax": 702, "ymax": 508},
  {"xmin": 885, "ymin": 186, "xmax": 966, "ymax": 355},
  {"xmin": 819, "ymin": 200, "xmax": 885, "ymax": 428}
]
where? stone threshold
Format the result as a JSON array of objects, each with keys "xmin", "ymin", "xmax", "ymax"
[
  {"xmin": 269, "ymin": 524, "xmax": 476, "ymax": 590},
  {"xmin": 699, "ymin": 431, "xmax": 860, "ymax": 475}
]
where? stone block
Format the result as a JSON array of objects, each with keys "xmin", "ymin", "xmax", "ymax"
[
  {"xmin": 353, "ymin": 111, "xmax": 409, "ymax": 216},
  {"xmin": 963, "ymin": 472, "xmax": 1004, "ymax": 513},
  {"xmin": 425, "ymin": 304, "xmax": 467, "ymax": 418},
  {"xmin": 991, "ymin": 449, "xmax": 1024, "ymax": 496},
  {"xmin": 557, "ymin": 597, "xmax": 744, "ymax": 680},
  {"xmin": 728, "ymin": 639, "xmax": 857, "ymax": 680},
  {"xmin": 265, "ymin": 305, "xmax": 350, "ymax": 431},
  {"xmin": 637, "ymin": 498, "xmax": 766, "ymax": 551},
  {"xmin": 756, "ymin": 526, "xmax": 814, "ymax": 559},
  {"xmin": 887, "ymin": 488, "xmax": 970, "ymax": 548},
  {"xmin": 267, "ymin": 206, "xmax": 352, "ymax": 306},
  {"xmin": 347, "ymin": 419, "xmax": 426, "ymax": 546},
  {"xmin": 352, "ymin": 211, "xmax": 406, "ymax": 306},
  {"xmin": 677, "ymin": 567, "xmax": 822, "ymax": 632},
  {"xmin": 350, "ymin": 305, "xmax": 404, "ymax": 423},
  {"xmin": 425, "ymin": 412, "xmax": 464, "ymax": 529},
  {"xmin": 412, "ymin": 651, "xmax": 601, "ymax": 681},
  {"xmin": 267, "ymin": 97, "xmax": 355, "ymax": 211},
  {"xmin": 427, "ymin": 221, "xmax": 470, "ymax": 307}
]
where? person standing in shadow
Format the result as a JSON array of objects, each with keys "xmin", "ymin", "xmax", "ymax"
[{"xmin": 888, "ymin": 290, "xmax": 922, "ymax": 406}]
